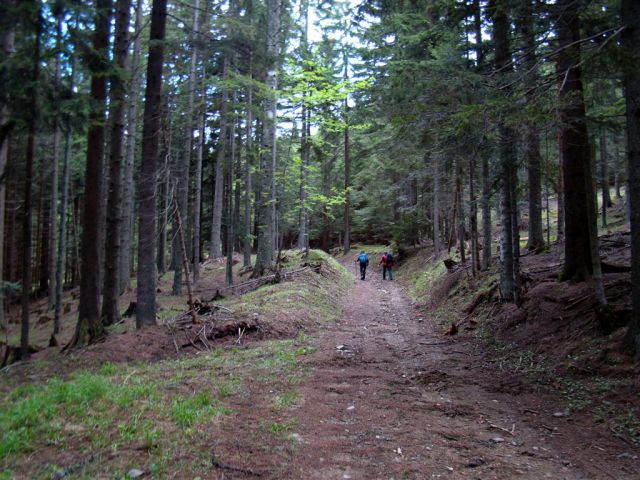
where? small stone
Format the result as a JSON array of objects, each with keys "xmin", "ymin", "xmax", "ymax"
[
  {"xmin": 128, "ymin": 469, "xmax": 145, "ymax": 479},
  {"xmin": 446, "ymin": 466, "xmax": 454, "ymax": 471},
  {"xmin": 491, "ymin": 437, "xmax": 505, "ymax": 443},
  {"xmin": 342, "ymin": 475, "xmax": 352, "ymax": 480},
  {"xmin": 617, "ymin": 452, "xmax": 633, "ymax": 459},
  {"xmin": 553, "ymin": 411, "xmax": 568, "ymax": 418},
  {"xmin": 347, "ymin": 405, "xmax": 355, "ymax": 411}
]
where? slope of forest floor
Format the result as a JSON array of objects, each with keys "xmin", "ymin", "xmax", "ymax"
[
  {"xmin": 0, "ymin": 250, "xmax": 353, "ymax": 478},
  {"xmin": 1, "ymin": 240, "xmax": 639, "ymax": 479}
]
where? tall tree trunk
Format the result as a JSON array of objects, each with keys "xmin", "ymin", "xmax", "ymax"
[
  {"xmin": 491, "ymin": 0, "xmax": 516, "ymax": 301},
  {"xmin": 600, "ymin": 128, "xmax": 611, "ymax": 227},
  {"xmin": 343, "ymin": 115, "xmax": 350, "ymax": 255},
  {"xmin": 53, "ymin": 45, "xmax": 77, "ymax": 339},
  {"xmin": 193, "ymin": 82, "xmax": 206, "ymax": 282},
  {"xmin": 433, "ymin": 154, "xmax": 442, "ymax": 252},
  {"xmin": 297, "ymin": 3, "xmax": 309, "ymax": 252},
  {"xmin": 21, "ymin": 3, "xmax": 41, "ymax": 358},
  {"xmin": 252, "ymin": 0, "xmax": 281, "ymax": 277},
  {"xmin": 48, "ymin": 11, "xmax": 64, "ymax": 310},
  {"xmin": 557, "ymin": 143, "xmax": 565, "ymax": 241},
  {"xmin": 510, "ymin": 158, "xmax": 521, "ymax": 305},
  {"xmin": 297, "ymin": 103, "xmax": 309, "ymax": 250},
  {"xmin": 102, "ymin": 0, "xmax": 131, "ymax": 326},
  {"xmin": 210, "ymin": 60, "xmax": 229, "ymax": 259},
  {"xmin": 120, "ymin": 0, "xmax": 143, "ymax": 294},
  {"xmin": 456, "ymin": 158, "xmax": 466, "ymax": 263},
  {"xmin": 622, "ymin": 0, "xmax": 640, "ymax": 355},
  {"xmin": 343, "ymin": 50, "xmax": 351, "ymax": 255},
  {"xmin": 72, "ymin": 0, "xmax": 111, "ymax": 348},
  {"xmin": 614, "ymin": 141, "xmax": 622, "ymax": 199},
  {"xmin": 519, "ymin": 0, "xmax": 544, "ymax": 253},
  {"xmin": 475, "ymin": 0, "xmax": 491, "ymax": 270},
  {"xmin": 481, "ymin": 154, "xmax": 491, "ymax": 269},
  {"xmin": 320, "ymin": 153, "xmax": 334, "ymax": 253},
  {"xmin": 38, "ymin": 149, "xmax": 50, "ymax": 296},
  {"xmin": 226, "ymin": 89, "xmax": 237, "ymax": 286},
  {"xmin": 136, "ymin": 0, "xmax": 167, "ymax": 328},
  {"xmin": 243, "ymin": 71, "xmax": 254, "ymax": 268},
  {"xmin": 556, "ymin": 0, "xmax": 597, "ymax": 281},
  {"xmin": 469, "ymin": 155, "xmax": 479, "ymax": 274},
  {"xmin": 172, "ymin": 0, "xmax": 200, "ymax": 294},
  {"xmin": 0, "ymin": 0, "xmax": 16, "ymax": 331}
]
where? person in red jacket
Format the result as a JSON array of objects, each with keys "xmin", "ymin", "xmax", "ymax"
[{"xmin": 378, "ymin": 251, "xmax": 395, "ymax": 280}]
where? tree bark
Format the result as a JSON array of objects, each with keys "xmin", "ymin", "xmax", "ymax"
[
  {"xmin": 210, "ymin": 60, "xmax": 229, "ymax": 260},
  {"xmin": 53, "ymin": 42, "xmax": 77, "ymax": 339},
  {"xmin": 48, "ymin": 11, "xmax": 63, "ymax": 310},
  {"xmin": 253, "ymin": 0, "xmax": 281, "ymax": 276},
  {"xmin": 491, "ymin": 0, "xmax": 516, "ymax": 301},
  {"xmin": 556, "ymin": 0, "xmax": 597, "ymax": 281},
  {"xmin": 297, "ymin": 102, "xmax": 309, "ymax": 250},
  {"xmin": 193, "ymin": 81, "xmax": 206, "ymax": 282},
  {"xmin": 469, "ymin": 155, "xmax": 479, "ymax": 273},
  {"xmin": 0, "ymin": 0, "xmax": 16, "ymax": 331},
  {"xmin": 102, "ymin": 0, "xmax": 131, "ymax": 326},
  {"xmin": 72, "ymin": 0, "xmax": 111, "ymax": 347},
  {"xmin": 120, "ymin": 0, "xmax": 144, "ymax": 294},
  {"xmin": 136, "ymin": 0, "xmax": 167, "ymax": 328},
  {"xmin": 343, "ymin": 50, "xmax": 351, "ymax": 255},
  {"xmin": 600, "ymin": 127, "xmax": 611, "ymax": 227},
  {"xmin": 622, "ymin": 0, "xmax": 640, "ymax": 355},
  {"xmin": 519, "ymin": 0, "xmax": 544, "ymax": 253},
  {"xmin": 481, "ymin": 155, "xmax": 491, "ymax": 269},
  {"xmin": 226, "ymin": 88, "xmax": 237, "ymax": 286},
  {"xmin": 557, "ymin": 139, "xmax": 565, "ymax": 241},
  {"xmin": 243, "ymin": 71, "xmax": 254, "ymax": 268},
  {"xmin": 21, "ymin": 3, "xmax": 41, "ymax": 357},
  {"xmin": 456, "ymin": 158, "xmax": 466, "ymax": 263},
  {"xmin": 433, "ymin": 154, "xmax": 442, "ymax": 252},
  {"xmin": 172, "ymin": 0, "xmax": 200, "ymax": 294}
]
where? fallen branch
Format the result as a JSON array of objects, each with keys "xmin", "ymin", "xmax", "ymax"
[
  {"xmin": 464, "ymin": 283, "xmax": 499, "ymax": 315},
  {"xmin": 211, "ymin": 451, "xmax": 262, "ymax": 477},
  {"xmin": 488, "ymin": 423, "xmax": 515, "ymax": 436}
]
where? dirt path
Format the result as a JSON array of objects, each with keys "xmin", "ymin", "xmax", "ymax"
[{"xmin": 282, "ymin": 261, "xmax": 640, "ymax": 479}]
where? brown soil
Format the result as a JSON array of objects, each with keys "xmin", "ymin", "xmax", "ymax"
[{"xmin": 275, "ymin": 258, "xmax": 640, "ymax": 479}]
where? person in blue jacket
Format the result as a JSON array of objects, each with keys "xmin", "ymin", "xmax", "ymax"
[{"xmin": 355, "ymin": 251, "xmax": 369, "ymax": 280}]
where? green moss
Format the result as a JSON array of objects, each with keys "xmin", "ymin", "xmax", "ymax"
[{"xmin": 404, "ymin": 257, "xmax": 447, "ymax": 302}]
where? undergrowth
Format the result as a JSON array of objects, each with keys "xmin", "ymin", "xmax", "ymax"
[
  {"xmin": 0, "ymin": 249, "xmax": 351, "ymax": 478},
  {"xmin": 0, "ymin": 336, "xmax": 314, "ymax": 478}
]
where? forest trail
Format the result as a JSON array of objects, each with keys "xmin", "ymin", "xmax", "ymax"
[{"xmin": 277, "ymin": 256, "xmax": 639, "ymax": 480}]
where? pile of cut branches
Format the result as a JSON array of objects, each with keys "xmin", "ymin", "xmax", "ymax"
[{"xmin": 164, "ymin": 300, "xmax": 262, "ymax": 353}]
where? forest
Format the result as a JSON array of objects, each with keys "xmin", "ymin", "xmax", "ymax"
[{"xmin": 1, "ymin": 0, "xmax": 639, "ymax": 478}]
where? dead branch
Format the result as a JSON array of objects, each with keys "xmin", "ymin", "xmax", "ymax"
[
  {"xmin": 464, "ymin": 283, "xmax": 499, "ymax": 315},
  {"xmin": 211, "ymin": 451, "xmax": 263, "ymax": 477},
  {"xmin": 488, "ymin": 423, "xmax": 516, "ymax": 436}
]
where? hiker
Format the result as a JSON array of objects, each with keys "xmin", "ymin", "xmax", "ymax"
[
  {"xmin": 379, "ymin": 251, "xmax": 395, "ymax": 280},
  {"xmin": 356, "ymin": 251, "xmax": 369, "ymax": 280}
]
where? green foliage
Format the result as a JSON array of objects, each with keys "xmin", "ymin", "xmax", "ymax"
[
  {"xmin": 392, "ymin": 211, "xmax": 430, "ymax": 247},
  {"xmin": 170, "ymin": 391, "xmax": 229, "ymax": 427}
]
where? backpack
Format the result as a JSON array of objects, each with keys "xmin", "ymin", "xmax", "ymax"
[
  {"xmin": 386, "ymin": 253, "xmax": 394, "ymax": 265},
  {"xmin": 358, "ymin": 253, "xmax": 368, "ymax": 264}
]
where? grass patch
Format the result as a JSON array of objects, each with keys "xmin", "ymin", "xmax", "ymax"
[
  {"xmin": 275, "ymin": 391, "xmax": 300, "ymax": 409},
  {"xmin": 1, "ymin": 332, "xmax": 315, "ymax": 477}
]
